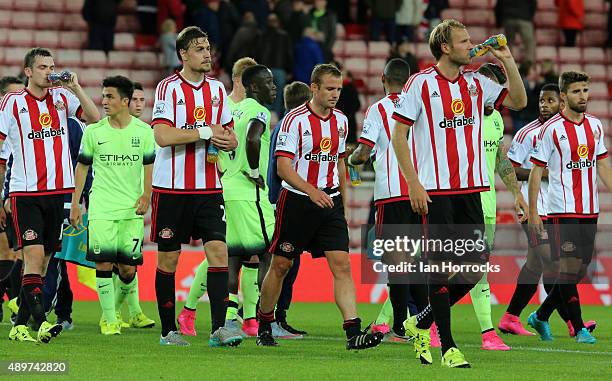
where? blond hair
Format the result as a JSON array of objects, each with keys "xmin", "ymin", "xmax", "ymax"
[
  {"xmin": 232, "ymin": 57, "xmax": 257, "ymax": 80},
  {"xmin": 429, "ymin": 19, "xmax": 467, "ymax": 61}
]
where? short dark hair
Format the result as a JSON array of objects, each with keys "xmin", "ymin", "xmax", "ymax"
[
  {"xmin": 24, "ymin": 47, "xmax": 53, "ymax": 69},
  {"xmin": 0, "ymin": 76, "xmax": 24, "ymax": 96},
  {"xmin": 559, "ymin": 71, "xmax": 590, "ymax": 93},
  {"xmin": 284, "ymin": 81, "xmax": 311, "ymax": 111},
  {"xmin": 478, "ymin": 63, "xmax": 507, "ymax": 85},
  {"xmin": 384, "ymin": 58, "xmax": 411, "ymax": 86},
  {"xmin": 132, "ymin": 82, "xmax": 144, "ymax": 91},
  {"xmin": 176, "ymin": 26, "xmax": 208, "ymax": 61},
  {"xmin": 102, "ymin": 75, "xmax": 134, "ymax": 102},
  {"xmin": 540, "ymin": 83, "xmax": 560, "ymax": 95},
  {"xmin": 242, "ymin": 65, "xmax": 270, "ymax": 89},
  {"xmin": 310, "ymin": 64, "xmax": 342, "ymax": 85}
]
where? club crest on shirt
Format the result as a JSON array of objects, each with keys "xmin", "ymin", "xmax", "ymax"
[
  {"xmin": 38, "ymin": 113, "xmax": 52, "ymax": 128},
  {"xmin": 338, "ymin": 125, "xmax": 346, "ymax": 139},
  {"xmin": 468, "ymin": 84, "xmax": 479, "ymax": 97},
  {"xmin": 131, "ymin": 136, "xmax": 140, "ymax": 148},
  {"xmin": 54, "ymin": 100, "xmax": 66, "ymax": 111},
  {"xmin": 154, "ymin": 103, "xmax": 166, "ymax": 116},
  {"xmin": 23, "ymin": 229, "xmax": 38, "ymax": 241},
  {"xmin": 211, "ymin": 96, "xmax": 220, "ymax": 107},
  {"xmin": 159, "ymin": 228, "xmax": 174, "ymax": 239},
  {"xmin": 280, "ymin": 242, "xmax": 294, "ymax": 253}
]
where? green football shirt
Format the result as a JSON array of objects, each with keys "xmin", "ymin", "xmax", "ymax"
[
  {"xmin": 221, "ymin": 97, "xmax": 271, "ymax": 201},
  {"xmin": 480, "ymin": 110, "xmax": 505, "ymax": 219},
  {"xmin": 77, "ymin": 116, "xmax": 156, "ymax": 220}
]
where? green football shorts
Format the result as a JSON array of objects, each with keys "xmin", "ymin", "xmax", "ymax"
[
  {"xmin": 225, "ymin": 200, "xmax": 274, "ymax": 258},
  {"xmin": 86, "ymin": 218, "xmax": 144, "ymax": 265}
]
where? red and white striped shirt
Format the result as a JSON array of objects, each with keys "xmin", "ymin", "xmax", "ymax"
[
  {"xmin": 392, "ymin": 66, "xmax": 508, "ymax": 195},
  {"xmin": 507, "ymin": 118, "xmax": 549, "ymax": 217},
  {"xmin": 151, "ymin": 73, "xmax": 233, "ymax": 194},
  {"xmin": 358, "ymin": 93, "xmax": 410, "ymax": 204},
  {"xmin": 275, "ymin": 103, "xmax": 348, "ymax": 195},
  {"xmin": 0, "ymin": 87, "xmax": 82, "ymax": 196},
  {"xmin": 530, "ymin": 112, "xmax": 608, "ymax": 217}
]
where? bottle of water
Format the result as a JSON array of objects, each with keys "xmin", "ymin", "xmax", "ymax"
[
  {"xmin": 206, "ymin": 144, "xmax": 219, "ymax": 163},
  {"xmin": 348, "ymin": 166, "xmax": 361, "ymax": 186},
  {"xmin": 48, "ymin": 71, "xmax": 72, "ymax": 82},
  {"xmin": 470, "ymin": 34, "xmax": 507, "ymax": 58}
]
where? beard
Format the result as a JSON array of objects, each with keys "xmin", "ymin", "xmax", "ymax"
[{"xmin": 568, "ymin": 102, "xmax": 587, "ymax": 113}]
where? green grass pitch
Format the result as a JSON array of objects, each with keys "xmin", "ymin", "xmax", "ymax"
[{"xmin": 0, "ymin": 302, "xmax": 610, "ymax": 380}]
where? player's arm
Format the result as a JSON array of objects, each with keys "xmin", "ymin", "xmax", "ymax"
[
  {"xmin": 346, "ymin": 143, "xmax": 373, "ymax": 166},
  {"xmin": 70, "ymin": 162, "xmax": 90, "ymax": 228},
  {"xmin": 496, "ymin": 144, "xmax": 528, "ymax": 220},
  {"xmin": 338, "ymin": 158, "xmax": 348, "ymax": 213},
  {"xmin": 242, "ymin": 118, "xmax": 266, "ymax": 189},
  {"xmin": 0, "ymin": 162, "xmax": 5, "ymax": 228},
  {"xmin": 135, "ymin": 164, "xmax": 153, "ymax": 215},
  {"xmin": 527, "ymin": 165, "xmax": 545, "ymax": 232},
  {"xmin": 154, "ymin": 122, "xmax": 231, "ymax": 147},
  {"xmin": 391, "ymin": 121, "xmax": 430, "ymax": 215},
  {"xmin": 596, "ymin": 157, "xmax": 612, "ymax": 191},
  {"xmin": 277, "ymin": 157, "xmax": 333, "ymax": 208},
  {"xmin": 488, "ymin": 46, "xmax": 527, "ymax": 111},
  {"xmin": 63, "ymin": 72, "xmax": 100, "ymax": 123}
]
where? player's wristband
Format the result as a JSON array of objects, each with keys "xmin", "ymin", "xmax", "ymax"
[
  {"xmin": 347, "ymin": 153, "xmax": 358, "ymax": 166},
  {"xmin": 197, "ymin": 126, "xmax": 213, "ymax": 140},
  {"xmin": 248, "ymin": 168, "xmax": 260, "ymax": 178}
]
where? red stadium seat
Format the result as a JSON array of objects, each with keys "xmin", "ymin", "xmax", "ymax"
[
  {"xmin": 108, "ymin": 51, "xmax": 135, "ymax": 68},
  {"xmin": 440, "ymin": 9, "xmax": 464, "ymax": 23},
  {"xmin": 37, "ymin": 12, "xmax": 63, "ymax": 30},
  {"xmin": 34, "ymin": 31, "xmax": 60, "ymax": 49},
  {"xmin": 584, "ymin": 64, "xmax": 606, "ymax": 81},
  {"xmin": 0, "ymin": 0, "xmax": 13, "ymax": 10},
  {"xmin": 130, "ymin": 70, "xmax": 161, "ymax": 87},
  {"xmin": 535, "ymin": 28, "xmax": 560, "ymax": 45},
  {"xmin": 332, "ymin": 40, "xmax": 345, "ymax": 58},
  {"xmin": 584, "ymin": 0, "xmax": 607, "ymax": 12},
  {"xmin": 62, "ymin": 13, "xmax": 88, "ymax": 31},
  {"xmin": 55, "ymin": 49, "xmax": 82, "ymax": 67},
  {"xmin": 579, "ymin": 30, "xmax": 606, "ymax": 46},
  {"xmin": 535, "ymin": 46, "xmax": 557, "ymax": 62},
  {"xmin": 115, "ymin": 33, "xmax": 136, "ymax": 50},
  {"xmin": 465, "ymin": 0, "xmax": 491, "ymax": 9},
  {"xmin": 588, "ymin": 82, "xmax": 608, "ymax": 99},
  {"xmin": 0, "ymin": 65, "xmax": 22, "ymax": 77},
  {"xmin": 335, "ymin": 23, "xmax": 345, "ymax": 40},
  {"xmin": 449, "ymin": 0, "xmax": 466, "ymax": 7},
  {"xmin": 0, "ymin": 29, "xmax": 7, "ymax": 46},
  {"xmin": 343, "ymin": 58, "xmax": 368, "ymax": 76},
  {"xmin": 469, "ymin": 27, "xmax": 488, "ymax": 43},
  {"xmin": 116, "ymin": 14, "xmax": 140, "ymax": 33},
  {"xmin": 82, "ymin": 50, "xmax": 108, "ymax": 68},
  {"xmin": 368, "ymin": 41, "xmax": 390, "ymax": 58},
  {"xmin": 133, "ymin": 51, "xmax": 161, "ymax": 70},
  {"xmin": 558, "ymin": 47, "xmax": 582, "ymax": 63},
  {"xmin": 534, "ymin": 11, "xmax": 558, "ymax": 28},
  {"xmin": 588, "ymin": 100, "xmax": 609, "ymax": 118},
  {"xmin": 0, "ymin": 10, "xmax": 9, "ymax": 27},
  {"xmin": 79, "ymin": 68, "xmax": 106, "ymax": 87},
  {"xmin": 10, "ymin": 12, "xmax": 37, "ymax": 29},
  {"xmin": 537, "ymin": 0, "xmax": 556, "ymax": 10},
  {"xmin": 582, "ymin": 47, "xmax": 605, "ymax": 64},
  {"xmin": 13, "ymin": 0, "xmax": 39, "ymax": 11},
  {"xmin": 59, "ymin": 31, "xmax": 86, "ymax": 49},
  {"xmin": 368, "ymin": 58, "xmax": 387, "ymax": 76},
  {"xmin": 7, "ymin": 29, "xmax": 32, "ymax": 47},
  {"xmin": 463, "ymin": 10, "xmax": 493, "ymax": 27},
  {"xmin": 39, "ymin": 1, "xmax": 64, "ymax": 12},
  {"xmin": 584, "ymin": 12, "xmax": 607, "ymax": 29},
  {"xmin": 344, "ymin": 40, "xmax": 368, "ymax": 58},
  {"xmin": 4, "ymin": 47, "xmax": 29, "ymax": 65},
  {"xmin": 83, "ymin": 86, "xmax": 102, "ymax": 104},
  {"xmin": 64, "ymin": 0, "xmax": 86, "ymax": 13},
  {"xmin": 415, "ymin": 42, "xmax": 431, "ymax": 60}
]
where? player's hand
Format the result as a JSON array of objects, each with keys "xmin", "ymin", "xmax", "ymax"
[
  {"xmin": 344, "ymin": 143, "xmax": 357, "ymax": 159},
  {"xmin": 61, "ymin": 72, "xmax": 81, "ymax": 92},
  {"xmin": 487, "ymin": 44, "xmax": 514, "ymax": 62},
  {"xmin": 211, "ymin": 125, "xmax": 238, "ymax": 151},
  {"xmin": 308, "ymin": 188, "xmax": 334, "ymax": 208},
  {"xmin": 69, "ymin": 203, "xmax": 82, "ymax": 228},
  {"xmin": 408, "ymin": 179, "xmax": 431, "ymax": 215},
  {"xmin": 3, "ymin": 197, "xmax": 10, "ymax": 215},
  {"xmin": 242, "ymin": 171, "xmax": 266, "ymax": 189},
  {"xmin": 515, "ymin": 193, "xmax": 529, "ymax": 223},
  {"xmin": 134, "ymin": 194, "xmax": 150, "ymax": 215},
  {"xmin": 528, "ymin": 212, "xmax": 544, "ymax": 236},
  {"xmin": 0, "ymin": 206, "xmax": 6, "ymax": 229}
]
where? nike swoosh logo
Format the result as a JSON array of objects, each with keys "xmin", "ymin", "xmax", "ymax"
[
  {"xmin": 98, "ymin": 284, "xmax": 109, "ymax": 289},
  {"xmin": 98, "ymin": 141, "xmax": 109, "ymax": 145},
  {"xmin": 481, "ymin": 289, "xmax": 490, "ymax": 293}
]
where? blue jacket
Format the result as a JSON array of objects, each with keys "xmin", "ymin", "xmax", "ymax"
[{"xmin": 267, "ymin": 117, "xmax": 284, "ymax": 205}]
